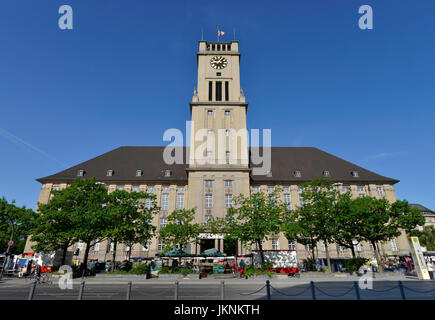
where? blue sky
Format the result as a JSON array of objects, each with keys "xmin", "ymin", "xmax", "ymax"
[{"xmin": 0, "ymin": 0, "xmax": 434, "ymax": 210}]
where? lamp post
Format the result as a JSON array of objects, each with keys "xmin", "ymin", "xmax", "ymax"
[{"xmin": 0, "ymin": 211, "xmax": 15, "ymax": 281}]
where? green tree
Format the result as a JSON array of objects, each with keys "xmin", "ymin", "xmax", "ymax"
[
  {"xmin": 105, "ymin": 189, "xmax": 158, "ymax": 269},
  {"xmin": 158, "ymin": 209, "xmax": 203, "ymax": 253},
  {"xmin": 225, "ymin": 190, "xmax": 285, "ymax": 265},
  {"xmin": 0, "ymin": 197, "xmax": 36, "ymax": 255},
  {"xmin": 48, "ymin": 178, "xmax": 111, "ymax": 272},
  {"xmin": 419, "ymin": 226, "xmax": 435, "ymax": 251},
  {"xmin": 293, "ymin": 177, "xmax": 340, "ymax": 271},
  {"xmin": 31, "ymin": 188, "xmax": 78, "ymax": 265},
  {"xmin": 389, "ymin": 200, "xmax": 425, "ymax": 236},
  {"xmin": 333, "ymin": 194, "xmax": 372, "ymax": 259}
]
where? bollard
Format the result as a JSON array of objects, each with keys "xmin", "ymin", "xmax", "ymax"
[
  {"xmin": 310, "ymin": 281, "xmax": 316, "ymax": 300},
  {"xmin": 28, "ymin": 280, "xmax": 37, "ymax": 300},
  {"xmin": 398, "ymin": 281, "xmax": 406, "ymax": 300},
  {"xmin": 353, "ymin": 281, "xmax": 361, "ymax": 300},
  {"xmin": 266, "ymin": 280, "xmax": 271, "ymax": 300},
  {"xmin": 126, "ymin": 281, "xmax": 132, "ymax": 300},
  {"xmin": 78, "ymin": 281, "xmax": 85, "ymax": 300},
  {"xmin": 174, "ymin": 280, "xmax": 179, "ymax": 300},
  {"xmin": 220, "ymin": 280, "xmax": 225, "ymax": 300}
]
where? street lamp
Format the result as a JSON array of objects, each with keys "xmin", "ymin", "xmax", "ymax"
[{"xmin": 0, "ymin": 211, "xmax": 15, "ymax": 281}]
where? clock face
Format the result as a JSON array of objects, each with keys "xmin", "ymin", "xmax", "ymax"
[{"xmin": 210, "ymin": 56, "xmax": 228, "ymax": 70}]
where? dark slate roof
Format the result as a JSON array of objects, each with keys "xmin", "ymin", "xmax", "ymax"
[
  {"xmin": 37, "ymin": 147, "xmax": 188, "ymax": 183},
  {"xmin": 410, "ymin": 204, "xmax": 435, "ymax": 215},
  {"xmin": 37, "ymin": 146, "xmax": 399, "ymax": 185},
  {"xmin": 249, "ymin": 147, "xmax": 399, "ymax": 184}
]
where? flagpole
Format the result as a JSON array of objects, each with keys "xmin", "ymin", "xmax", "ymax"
[{"xmin": 217, "ymin": 25, "xmax": 219, "ymax": 42}]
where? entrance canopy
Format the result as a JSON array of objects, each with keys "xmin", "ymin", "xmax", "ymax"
[
  {"xmin": 200, "ymin": 248, "xmax": 226, "ymax": 257},
  {"xmin": 156, "ymin": 248, "xmax": 198, "ymax": 258}
]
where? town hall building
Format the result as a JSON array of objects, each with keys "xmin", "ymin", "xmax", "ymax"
[{"xmin": 24, "ymin": 40, "xmax": 410, "ymax": 263}]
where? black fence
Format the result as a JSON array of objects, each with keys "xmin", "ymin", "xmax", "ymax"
[{"xmin": 25, "ymin": 279, "xmax": 435, "ymax": 300}]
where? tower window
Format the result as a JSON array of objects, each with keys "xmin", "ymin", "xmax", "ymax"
[
  {"xmin": 209, "ymin": 81, "xmax": 212, "ymax": 101},
  {"xmin": 225, "ymin": 81, "xmax": 229, "ymax": 101},
  {"xmin": 215, "ymin": 81, "xmax": 222, "ymax": 101}
]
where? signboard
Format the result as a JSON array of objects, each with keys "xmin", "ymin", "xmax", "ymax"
[
  {"xmin": 198, "ymin": 233, "xmax": 224, "ymax": 239},
  {"xmin": 213, "ymin": 262, "xmax": 224, "ymax": 274},
  {"xmin": 8, "ymin": 241, "xmax": 14, "ymax": 247},
  {"xmin": 409, "ymin": 237, "xmax": 430, "ymax": 280}
]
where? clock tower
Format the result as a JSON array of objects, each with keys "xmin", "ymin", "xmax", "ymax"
[{"xmin": 187, "ymin": 41, "xmax": 250, "ymax": 248}]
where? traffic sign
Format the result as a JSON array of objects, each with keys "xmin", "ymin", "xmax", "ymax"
[{"xmin": 7, "ymin": 241, "xmax": 14, "ymax": 247}]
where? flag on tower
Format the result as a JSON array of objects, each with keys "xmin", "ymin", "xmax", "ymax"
[{"xmin": 217, "ymin": 25, "xmax": 225, "ymax": 41}]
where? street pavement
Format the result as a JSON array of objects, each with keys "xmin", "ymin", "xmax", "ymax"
[{"xmin": 0, "ymin": 275, "xmax": 434, "ymax": 300}]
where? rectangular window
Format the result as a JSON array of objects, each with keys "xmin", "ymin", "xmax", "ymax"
[
  {"xmin": 209, "ymin": 81, "xmax": 212, "ymax": 101},
  {"xmin": 225, "ymin": 129, "xmax": 230, "ymax": 136},
  {"xmin": 205, "ymin": 194, "xmax": 213, "ymax": 208},
  {"xmin": 132, "ymin": 185, "xmax": 139, "ymax": 192},
  {"xmin": 176, "ymin": 193, "xmax": 184, "ymax": 210},
  {"xmin": 205, "ymin": 215, "xmax": 213, "ymax": 225},
  {"xmin": 353, "ymin": 240, "xmax": 361, "ymax": 252},
  {"xmin": 224, "ymin": 180, "xmax": 232, "ymax": 187},
  {"xmin": 359, "ymin": 193, "xmax": 365, "ymax": 198},
  {"xmin": 158, "ymin": 240, "xmax": 164, "ymax": 251},
  {"xmin": 320, "ymin": 240, "xmax": 326, "ymax": 252},
  {"xmin": 162, "ymin": 185, "xmax": 169, "ymax": 191},
  {"xmin": 272, "ymin": 238, "xmax": 280, "ymax": 250},
  {"xmin": 124, "ymin": 244, "xmax": 130, "ymax": 252},
  {"xmin": 390, "ymin": 238, "xmax": 398, "ymax": 251},
  {"xmin": 284, "ymin": 194, "xmax": 291, "ymax": 210},
  {"xmin": 288, "ymin": 240, "xmax": 296, "ymax": 251},
  {"xmin": 216, "ymin": 81, "xmax": 222, "ymax": 101},
  {"xmin": 145, "ymin": 198, "xmax": 153, "ymax": 210},
  {"xmin": 268, "ymin": 186, "xmax": 274, "ymax": 192},
  {"xmin": 283, "ymin": 186, "xmax": 290, "ymax": 192},
  {"xmin": 161, "ymin": 193, "xmax": 169, "ymax": 211},
  {"xmin": 117, "ymin": 186, "xmax": 124, "ymax": 191},
  {"xmin": 208, "ymin": 110, "xmax": 213, "ymax": 116},
  {"xmin": 377, "ymin": 187, "xmax": 383, "ymax": 197},
  {"xmin": 205, "ymin": 180, "xmax": 213, "ymax": 187},
  {"xmin": 225, "ymin": 82, "xmax": 229, "ymax": 101},
  {"xmin": 226, "ymin": 151, "xmax": 230, "ymax": 158},
  {"xmin": 357, "ymin": 186, "xmax": 365, "ymax": 192},
  {"xmin": 160, "ymin": 218, "xmax": 167, "ymax": 229},
  {"xmin": 299, "ymin": 194, "xmax": 305, "ymax": 207},
  {"xmin": 252, "ymin": 186, "xmax": 259, "ymax": 192},
  {"xmin": 225, "ymin": 194, "xmax": 233, "ymax": 209}
]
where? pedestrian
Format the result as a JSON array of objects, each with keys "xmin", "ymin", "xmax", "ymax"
[
  {"xmin": 426, "ymin": 259, "xmax": 434, "ymax": 280},
  {"xmin": 239, "ymin": 259, "xmax": 245, "ymax": 278},
  {"xmin": 34, "ymin": 265, "xmax": 42, "ymax": 282},
  {"xmin": 371, "ymin": 258, "xmax": 378, "ymax": 272}
]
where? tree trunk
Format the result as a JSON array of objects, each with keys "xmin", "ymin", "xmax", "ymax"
[
  {"xmin": 257, "ymin": 239, "xmax": 265, "ymax": 267},
  {"xmin": 81, "ymin": 240, "xmax": 91, "ymax": 276},
  {"xmin": 61, "ymin": 243, "xmax": 69, "ymax": 266},
  {"xmin": 375, "ymin": 241, "xmax": 384, "ymax": 272},
  {"xmin": 325, "ymin": 241, "xmax": 332, "ymax": 272},
  {"xmin": 350, "ymin": 246, "xmax": 356, "ymax": 258},
  {"xmin": 112, "ymin": 241, "xmax": 117, "ymax": 271}
]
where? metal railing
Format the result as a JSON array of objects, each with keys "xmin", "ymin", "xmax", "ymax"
[{"xmin": 25, "ymin": 279, "xmax": 435, "ymax": 300}]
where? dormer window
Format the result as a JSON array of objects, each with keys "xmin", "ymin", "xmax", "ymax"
[
  {"xmin": 136, "ymin": 170, "xmax": 143, "ymax": 177},
  {"xmin": 107, "ymin": 170, "xmax": 114, "ymax": 177},
  {"xmin": 351, "ymin": 171, "xmax": 359, "ymax": 177},
  {"xmin": 164, "ymin": 170, "xmax": 172, "ymax": 177},
  {"xmin": 266, "ymin": 171, "xmax": 272, "ymax": 177},
  {"xmin": 77, "ymin": 170, "xmax": 85, "ymax": 177},
  {"xmin": 323, "ymin": 171, "xmax": 330, "ymax": 177},
  {"xmin": 294, "ymin": 170, "xmax": 302, "ymax": 178}
]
